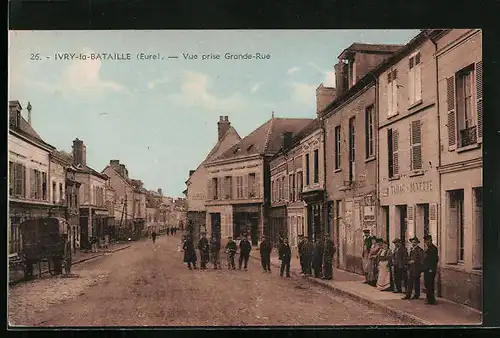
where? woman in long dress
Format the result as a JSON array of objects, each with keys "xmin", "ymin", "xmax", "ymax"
[
  {"xmin": 376, "ymin": 240, "xmax": 393, "ymax": 291},
  {"xmin": 367, "ymin": 237, "xmax": 380, "ymax": 286}
]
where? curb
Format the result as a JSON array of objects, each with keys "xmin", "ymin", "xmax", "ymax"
[{"xmin": 249, "ymin": 254, "xmax": 429, "ymax": 325}]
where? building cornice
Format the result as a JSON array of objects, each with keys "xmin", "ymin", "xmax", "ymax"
[
  {"xmin": 438, "ymin": 157, "xmax": 482, "ymax": 175},
  {"xmin": 9, "ymin": 129, "xmax": 55, "ymax": 152},
  {"xmin": 205, "ymin": 153, "xmax": 262, "ymax": 168}
]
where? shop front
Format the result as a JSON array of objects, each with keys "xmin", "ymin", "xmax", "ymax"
[
  {"xmin": 233, "ymin": 204, "xmax": 261, "ymax": 246},
  {"xmin": 269, "ymin": 206, "xmax": 287, "ymax": 248},
  {"xmin": 300, "ymin": 189, "xmax": 324, "ymax": 242}
]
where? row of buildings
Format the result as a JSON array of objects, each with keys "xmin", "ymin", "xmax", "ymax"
[
  {"xmin": 184, "ymin": 29, "xmax": 482, "ymax": 309},
  {"xmin": 8, "ymin": 103, "xmax": 186, "ymax": 256}
]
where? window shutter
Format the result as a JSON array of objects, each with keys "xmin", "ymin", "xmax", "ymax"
[
  {"xmin": 473, "ymin": 192, "xmax": 482, "ymax": 269},
  {"xmin": 429, "ymin": 203, "xmax": 438, "ymax": 245},
  {"xmin": 407, "ymin": 205, "xmax": 415, "ymax": 239},
  {"xmin": 217, "ymin": 178, "xmax": 222, "ymax": 200},
  {"xmin": 21, "ymin": 165, "xmax": 26, "ymax": 197},
  {"xmin": 392, "ymin": 78, "xmax": 398, "ymax": 114},
  {"xmin": 409, "ymin": 57, "xmax": 414, "ymax": 70},
  {"xmin": 411, "ymin": 120, "xmax": 422, "ymax": 170},
  {"xmin": 206, "ymin": 178, "xmax": 212, "ymax": 200},
  {"xmin": 392, "ymin": 130, "xmax": 399, "ymax": 175},
  {"xmin": 446, "ymin": 76, "xmax": 457, "ymax": 150},
  {"xmin": 30, "ymin": 168, "xmax": 35, "ymax": 199},
  {"xmin": 387, "ymin": 82, "xmax": 393, "ymax": 117},
  {"xmin": 446, "ymin": 196, "xmax": 459, "ymax": 264},
  {"xmin": 415, "ymin": 63, "xmax": 422, "ymax": 102},
  {"xmin": 243, "ymin": 174, "xmax": 248, "ymax": 198},
  {"xmin": 415, "ymin": 52, "xmax": 421, "ymax": 65},
  {"xmin": 409, "ymin": 63, "xmax": 415, "ymax": 104},
  {"xmin": 475, "ymin": 61, "xmax": 483, "ymax": 143},
  {"xmin": 255, "ymin": 171, "xmax": 261, "ymax": 198},
  {"xmin": 283, "ymin": 174, "xmax": 288, "ymax": 201}
]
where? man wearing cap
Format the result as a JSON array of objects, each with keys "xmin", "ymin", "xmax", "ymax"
[
  {"xmin": 312, "ymin": 238, "xmax": 324, "ymax": 278},
  {"xmin": 259, "ymin": 235, "xmax": 272, "ymax": 273},
  {"xmin": 362, "ymin": 229, "xmax": 372, "ymax": 284},
  {"xmin": 391, "ymin": 238, "xmax": 408, "ymax": 294},
  {"xmin": 402, "ymin": 236, "xmax": 424, "ymax": 300},
  {"xmin": 423, "ymin": 234, "xmax": 439, "ymax": 305},
  {"xmin": 301, "ymin": 236, "xmax": 314, "ymax": 276},
  {"xmin": 238, "ymin": 234, "xmax": 252, "ymax": 271},
  {"xmin": 197, "ymin": 232, "xmax": 210, "ymax": 270},
  {"xmin": 322, "ymin": 235, "xmax": 336, "ymax": 280},
  {"xmin": 225, "ymin": 236, "xmax": 237, "ymax": 270},
  {"xmin": 297, "ymin": 235, "xmax": 305, "ymax": 274}
]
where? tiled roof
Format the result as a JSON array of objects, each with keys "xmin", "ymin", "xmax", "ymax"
[
  {"xmin": 213, "ymin": 117, "xmax": 313, "ymax": 161},
  {"xmin": 203, "ymin": 126, "xmax": 240, "ymax": 162},
  {"xmin": 339, "ymin": 43, "xmax": 405, "ymax": 57},
  {"xmin": 9, "ymin": 101, "xmax": 54, "ymax": 149}
]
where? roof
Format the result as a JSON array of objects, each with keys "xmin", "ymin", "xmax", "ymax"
[
  {"xmin": 9, "ymin": 100, "xmax": 55, "ymax": 150},
  {"xmin": 212, "ymin": 117, "xmax": 313, "ymax": 162},
  {"xmin": 338, "ymin": 43, "xmax": 404, "ymax": 59}
]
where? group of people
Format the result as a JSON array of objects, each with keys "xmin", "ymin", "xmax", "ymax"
[
  {"xmin": 164, "ymin": 226, "xmax": 178, "ymax": 236},
  {"xmin": 362, "ymin": 230, "xmax": 439, "ymax": 305},
  {"xmin": 297, "ymin": 235, "xmax": 337, "ymax": 280},
  {"xmin": 181, "ymin": 233, "xmax": 253, "ymax": 271}
]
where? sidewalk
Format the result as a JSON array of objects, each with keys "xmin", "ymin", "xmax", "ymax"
[
  {"xmin": 249, "ymin": 249, "xmax": 481, "ymax": 325},
  {"xmin": 9, "ymin": 241, "xmax": 132, "ymax": 285}
]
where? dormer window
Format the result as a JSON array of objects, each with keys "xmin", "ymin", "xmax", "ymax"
[
  {"xmin": 233, "ymin": 147, "xmax": 240, "ymax": 154},
  {"xmin": 247, "ymin": 144, "xmax": 254, "ymax": 152}
]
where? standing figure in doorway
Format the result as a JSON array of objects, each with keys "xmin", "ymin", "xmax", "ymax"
[
  {"xmin": 182, "ymin": 235, "xmax": 198, "ymax": 270},
  {"xmin": 391, "ymin": 238, "xmax": 408, "ymax": 294},
  {"xmin": 278, "ymin": 238, "xmax": 292, "ymax": 278},
  {"xmin": 312, "ymin": 238, "xmax": 324, "ymax": 278},
  {"xmin": 238, "ymin": 234, "xmax": 252, "ymax": 271},
  {"xmin": 322, "ymin": 235, "xmax": 336, "ymax": 280},
  {"xmin": 197, "ymin": 233, "xmax": 210, "ymax": 269},
  {"xmin": 210, "ymin": 236, "xmax": 221, "ymax": 269},
  {"xmin": 259, "ymin": 235, "xmax": 272, "ymax": 273},
  {"xmin": 402, "ymin": 236, "xmax": 424, "ymax": 300},
  {"xmin": 362, "ymin": 229, "xmax": 372, "ymax": 284},
  {"xmin": 423, "ymin": 234, "xmax": 439, "ymax": 305},
  {"xmin": 301, "ymin": 237, "xmax": 314, "ymax": 277}
]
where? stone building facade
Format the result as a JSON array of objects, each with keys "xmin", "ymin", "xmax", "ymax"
[{"xmin": 435, "ymin": 29, "xmax": 482, "ymax": 309}]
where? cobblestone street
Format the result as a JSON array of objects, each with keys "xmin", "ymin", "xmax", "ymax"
[{"xmin": 8, "ymin": 235, "xmax": 407, "ymax": 327}]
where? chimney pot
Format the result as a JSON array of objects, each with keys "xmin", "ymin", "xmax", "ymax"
[
  {"xmin": 219, "ymin": 116, "xmax": 224, "ymax": 121},
  {"xmin": 217, "ymin": 116, "xmax": 231, "ymax": 141}
]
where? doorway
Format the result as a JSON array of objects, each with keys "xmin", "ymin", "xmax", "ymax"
[
  {"xmin": 396, "ymin": 205, "xmax": 407, "ymax": 244},
  {"xmin": 334, "ymin": 200, "xmax": 341, "ymax": 268},
  {"xmin": 79, "ymin": 216, "xmax": 89, "ymax": 249},
  {"xmin": 210, "ymin": 213, "xmax": 221, "ymax": 242},
  {"xmin": 383, "ymin": 206, "xmax": 390, "ymax": 243},
  {"xmin": 417, "ymin": 203, "xmax": 430, "ymax": 239},
  {"xmin": 307, "ymin": 205, "xmax": 313, "ymax": 240}
]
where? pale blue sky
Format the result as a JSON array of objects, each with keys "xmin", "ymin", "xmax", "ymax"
[{"xmin": 9, "ymin": 30, "xmax": 419, "ymax": 197}]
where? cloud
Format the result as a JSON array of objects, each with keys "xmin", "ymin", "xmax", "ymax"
[
  {"xmin": 250, "ymin": 83, "xmax": 263, "ymax": 93},
  {"xmin": 167, "ymin": 70, "xmax": 248, "ymax": 112},
  {"xmin": 289, "ymin": 82, "xmax": 317, "ymax": 106},
  {"xmin": 308, "ymin": 62, "xmax": 335, "ymax": 88},
  {"xmin": 147, "ymin": 75, "xmax": 170, "ymax": 89},
  {"xmin": 287, "ymin": 67, "xmax": 300, "ymax": 74}
]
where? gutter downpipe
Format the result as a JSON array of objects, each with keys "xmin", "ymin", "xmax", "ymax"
[
  {"xmin": 425, "ymin": 30, "xmax": 443, "ymax": 298},
  {"xmin": 367, "ymin": 73, "xmax": 379, "ymax": 238},
  {"xmin": 321, "ymin": 115, "xmax": 328, "ymax": 241}
]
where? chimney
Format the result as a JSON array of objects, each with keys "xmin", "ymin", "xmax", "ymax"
[
  {"xmin": 189, "ymin": 170, "xmax": 195, "ymax": 177},
  {"xmin": 281, "ymin": 132, "xmax": 293, "ymax": 150},
  {"xmin": 217, "ymin": 115, "xmax": 231, "ymax": 141},
  {"xmin": 119, "ymin": 164, "xmax": 128, "ymax": 178},
  {"xmin": 72, "ymin": 138, "xmax": 86, "ymax": 166},
  {"xmin": 158, "ymin": 188, "xmax": 163, "ymax": 196},
  {"xmin": 316, "ymin": 84, "xmax": 337, "ymax": 117},
  {"xmin": 27, "ymin": 102, "xmax": 32, "ymax": 125},
  {"xmin": 110, "ymin": 159, "xmax": 120, "ymax": 167},
  {"xmin": 334, "ymin": 61, "xmax": 349, "ymax": 97}
]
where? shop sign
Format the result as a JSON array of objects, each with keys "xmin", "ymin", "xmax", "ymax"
[{"xmin": 389, "ymin": 180, "xmax": 433, "ymax": 196}]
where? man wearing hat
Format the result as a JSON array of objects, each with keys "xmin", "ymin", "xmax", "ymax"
[
  {"xmin": 301, "ymin": 236, "xmax": 314, "ymax": 276},
  {"xmin": 423, "ymin": 234, "xmax": 439, "ymax": 305},
  {"xmin": 197, "ymin": 232, "xmax": 210, "ymax": 270},
  {"xmin": 259, "ymin": 235, "xmax": 272, "ymax": 273},
  {"xmin": 391, "ymin": 238, "xmax": 408, "ymax": 294},
  {"xmin": 362, "ymin": 229, "xmax": 372, "ymax": 283},
  {"xmin": 402, "ymin": 236, "xmax": 424, "ymax": 300},
  {"xmin": 297, "ymin": 234, "xmax": 305, "ymax": 274},
  {"xmin": 322, "ymin": 235, "xmax": 336, "ymax": 280}
]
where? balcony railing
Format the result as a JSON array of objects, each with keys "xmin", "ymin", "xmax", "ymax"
[{"xmin": 460, "ymin": 126, "xmax": 477, "ymax": 147}]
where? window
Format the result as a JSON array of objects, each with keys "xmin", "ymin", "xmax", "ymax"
[
  {"xmin": 59, "ymin": 183, "xmax": 64, "ymax": 203},
  {"xmin": 297, "ymin": 172, "xmax": 303, "ymax": 200},
  {"xmin": 248, "ymin": 173, "xmax": 256, "ymax": 197},
  {"xmin": 9, "ymin": 221, "xmax": 21, "ymax": 254},
  {"xmin": 473, "ymin": 187, "xmax": 483, "ymax": 269},
  {"xmin": 348, "ymin": 117, "xmax": 355, "ymax": 182},
  {"xmin": 387, "ymin": 68, "xmax": 399, "ymax": 116},
  {"xmin": 52, "ymin": 181, "xmax": 57, "ymax": 203},
  {"xmin": 282, "ymin": 176, "xmax": 286, "ymax": 201},
  {"xmin": 289, "ymin": 174, "xmax": 293, "ymax": 201},
  {"xmin": 313, "ymin": 149, "xmax": 319, "ymax": 184},
  {"xmin": 291, "ymin": 173, "xmax": 296, "ymax": 202},
  {"xmin": 454, "ymin": 190, "xmax": 465, "ymax": 262},
  {"xmin": 387, "ymin": 128, "xmax": 399, "ymax": 178},
  {"xmin": 408, "ymin": 52, "xmax": 422, "ymax": 104},
  {"xmin": 410, "ymin": 120, "xmax": 422, "ymax": 171},
  {"xmin": 12, "ymin": 163, "xmax": 27, "ymax": 198},
  {"xmin": 456, "ymin": 66, "xmax": 476, "ymax": 146},
  {"xmin": 334, "ymin": 126, "xmax": 341, "ymax": 170},
  {"xmin": 237, "ymin": 176, "xmax": 243, "ymax": 198},
  {"xmin": 224, "ymin": 176, "xmax": 232, "ymax": 199},
  {"xmin": 212, "ymin": 177, "xmax": 219, "ymax": 200},
  {"xmin": 305, "ymin": 154, "xmax": 310, "ymax": 186},
  {"xmin": 365, "ymin": 105, "xmax": 374, "ymax": 158}
]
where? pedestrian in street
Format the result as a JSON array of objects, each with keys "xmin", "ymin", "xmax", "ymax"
[
  {"xmin": 376, "ymin": 240, "xmax": 392, "ymax": 291},
  {"xmin": 402, "ymin": 236, "xmax": 424, "ymax": 300},
  {"xmin": 391, "ymin": 238, "xmax": 407, "ymax": 294},
  {"xmin": 278, "ymin": 238, "xmax": 292, "ymax": 278},
  {"xmin": 238, "ymin": 234, "xmax": 252, "ymax": 271},
  {"xmin": 362, "ymin": 229, "xmax": 372, "ymax": 284},
  {"xmin": 259, "ymin": 235, "xmax": 272, "ymax": 273},
  {"xmin": 322, "ymin": 235, "xmax": 336, "ymax": 280},
  {"xmin": 210, "ymin": 236, "xmax": 221, "ymax": 269},
  {"xmin": 225, "ymin": 236, "xmax": 237, "ymax": 270},
  {"xmin": 91, "ymin": 235, "xmax": 98, "ymax": 253},
  {"xmin": 182, "ymin": 235, "xmax": 198, "ymax": 270},
  {"xmin": 173, "ymin": 227, "xmax": 177, "ymax": 235},
  {"xmin": 166, "ymin": 226, "xmax": 170, "ymax": 236},
  {"xmin": 300, "ymin": 236, "xmax": 314, "ymax": 277},
  {"xmin": 198, "ymin": 233, "xmax": 210, "ymax": 270},
  {"xmin": 367, "ymin": 237, "xmax": 381, "ymax": 286},
  {"xmin": 170, "ymin": 227, "xmax": 175, "ymax": 236},
  {"xmin": 297, "ymin": 235, "xmax": 305, "ymax": 274},
  {"xmin": 423, "ymin": 234, "xmax": 439, "ymax": 305},
  {"xmin": 151, "ymin": 230, "xmax": 157, "ymax": 244},
  {"xmin": 312, "ymin": 238, "xmax": 324, "ymax": 278}
]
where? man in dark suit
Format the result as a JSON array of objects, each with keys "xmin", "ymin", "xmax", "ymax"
[
  {"xmin": 301, "ymin": 237, "xmax": 314, "ymax": 277},
  {"xmin": 278, "ymin": 238, "xmax": 292, "ymax": 278},
  {"xmin": 312, "ymin": 238, "xmax": 324, "ymax": 278},
  {"xmin": 402, "ymin": 236, "xmax": 424, "ymax": 300},
  {"xmin": 423, "ymin": 234, "xmax": 439, "ymax": 305},
  {"xmin": 238, "ymin": 234, "xmax": 252, "ymax": 271},
  {"xmin": 259, "ymin": 235, "xmax": 272, "ymax": 273},
  {"xmin": 297, "ymin": 235, "xmax": 305, "ymax": 274},
  {"xmin": 322, "ymin": 235, "xmax": 336, "ymax": 280},
  {"xmin": 391, "ymin": 238, "xmax": 408, "ymax": 293}
]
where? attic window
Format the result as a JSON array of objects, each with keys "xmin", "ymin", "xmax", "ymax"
[
  {"xmin": 247, "ymin": 144, "xmax": 254, "ymax": 151},
  {"xmin": 233, "ymin": 147, "xmax": 240, "ymax": 154}
]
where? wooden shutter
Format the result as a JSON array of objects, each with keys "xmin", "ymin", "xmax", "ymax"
[
  {"xmin": 217, "ymin": 178, "xmax": 222, "ymax": 200},
  {"xmin": 415, "ymin": 56, "xmax": 422, "ymax": 102},
  {"xmin": 255, "ymin": 171, "xmax": 260, "ymax": 198},
  {"xmin": 206, "ymin": 179, "xmax": 212, "ymax": 200},
  {"xmin": 284, "ymin": 174, "xmax": 289, "ymax": 201},
  {"xmin": 30, "ymin": 168, "xmax": 35, "ymax": 199},
  {"xmin": 407, "ymin": 205, "xmax": 415, "ymax": 239},
  {"xmin": 392, "ymin": 130, "xmax": 399, "ymax": 175},
  {"xmin": 429, "ymin": 203, "xmax": 438, "ymax": 245},
  {"xmin": 21, "ymin": 165, "xmax": 26, "ymax": 198},
  {"xmin": 387, "ymin": 73, "xmax": 393, "ymax": 117},
  {"xmin": 473, "ymin": 189, "xmax": 483, "ymax": 269},
  {"xmin": 392, "ymin": 70, "xmax": 398, "ymax": 114},
  {"xmin": 446, "ymin": 195, "xmax": 459, "ymax": 264},
  {"xmin": 243, "ymin": 174, "xmax": 248, "ymax": 198},
  {"xmin": 446, "ymin": 76, "xmax": 457, "ymax": 151},
  {"xmin": 409, "ymin": 57, "xmax": 415, "ymax": 104},
  {"xmin": 475, "ymin": 61, "xmax": 483, "ymax": 143},
  {"xmin": 410, "ymin": 120, "xmax": 422, "ymax": 170}
]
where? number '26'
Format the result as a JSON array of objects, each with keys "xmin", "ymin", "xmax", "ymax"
[{"xmin": 30, "ymin": 53, "xmax": 41, "ymax": 61}]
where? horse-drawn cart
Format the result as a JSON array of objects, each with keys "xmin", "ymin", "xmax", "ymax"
[{"xmin": 20, "ymin": 217, "xmax": 72, "ymax": 279}]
